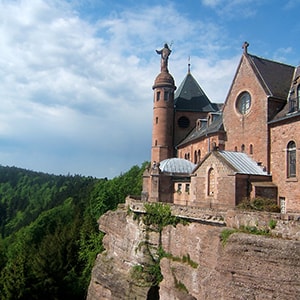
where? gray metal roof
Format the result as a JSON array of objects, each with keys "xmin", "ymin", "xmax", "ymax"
[
  {"xmin": 217, "ymin": 151, "xmax": 268, "ymax": 175},
  {"xmin": 159, "ymin": 158, "xmax": 196, "ymax": 174}
]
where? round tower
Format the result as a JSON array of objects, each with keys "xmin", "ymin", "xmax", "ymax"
[{"xmin": 151, "ymin": 44, "xmax": 176, "ymax": 165}]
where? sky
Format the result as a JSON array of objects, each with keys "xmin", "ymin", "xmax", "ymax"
[{"xmin": 0, "ymin": 0, "xmax": 300, "ymax": 178}]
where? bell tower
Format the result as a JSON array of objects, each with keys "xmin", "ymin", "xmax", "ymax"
[{"xmin": 151, "ymin": 44, "xmax": 176, "ymax": 165}]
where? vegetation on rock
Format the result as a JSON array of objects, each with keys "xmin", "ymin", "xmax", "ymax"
[
  {"xmin": 131, "ymin": 203, "xmax": 187, "ymax": 289},
  {"xmin": 237, "ymin": 197, "xmax": 280, "ymax": 212}
]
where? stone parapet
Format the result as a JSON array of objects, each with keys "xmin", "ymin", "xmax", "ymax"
[{"xmin": 126, "ymin": 197, "xmax": 300, "ymax": 240}]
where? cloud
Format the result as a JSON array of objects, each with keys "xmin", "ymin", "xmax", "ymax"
[
  {"xmin": 0, "ymin": 0, "xmax": 239, "ymax": 177},
  {"xmin": 201, "ymin": 0, "xmax": 263, "ymax": 18}
]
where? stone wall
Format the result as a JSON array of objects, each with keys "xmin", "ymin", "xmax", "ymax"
[
  {"xmin": 270, "ymin": 115, "xmax": 300, "ymax": 214},
  {"xmin": 223, "ymin": 54, "xmax": 270, "ymax": 170}
]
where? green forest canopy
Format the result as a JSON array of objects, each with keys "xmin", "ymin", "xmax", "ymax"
[{"xmin": 0, "ymin": 162, "xmax": 148, "ymax": 300}]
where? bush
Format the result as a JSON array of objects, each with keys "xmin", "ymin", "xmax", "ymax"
[{"xmin": 237, "ymin": 197, "xmax": 280, "ymax": 212}]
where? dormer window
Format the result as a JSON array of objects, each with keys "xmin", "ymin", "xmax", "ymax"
[{"xmin": 196, "ymin": 119, "xmax": 207, "ymax": 130}]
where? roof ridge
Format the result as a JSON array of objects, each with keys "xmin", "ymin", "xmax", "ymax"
[
  {"xmin": 247, "ymin": 54, "xmax": 272, "ymax": 95},
  {"xmin": 248, "ymin": 53, "xmax": 295, "ymax": 68}
]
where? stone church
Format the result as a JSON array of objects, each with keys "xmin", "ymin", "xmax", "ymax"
[{"xmin": 142, "ymin": 42, "xmax": 300, "ymax": 215}]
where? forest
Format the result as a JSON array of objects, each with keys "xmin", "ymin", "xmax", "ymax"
[{"xmin": 0, "ymin": 162, "xmax": 148, "ymax": 300}]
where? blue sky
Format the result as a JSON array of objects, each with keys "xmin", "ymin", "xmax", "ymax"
[{"xmin": 0, "ymin": 0, "xmax": 299, "ymax": 178}]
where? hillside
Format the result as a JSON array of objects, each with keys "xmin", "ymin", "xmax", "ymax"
[{"xmin": 0, "ymin": 163, "xmax": 147, "ymax": 300}]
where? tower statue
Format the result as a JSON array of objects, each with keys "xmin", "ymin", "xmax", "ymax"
[{"xmin": 156, "ymin": 43, "xmax": 171, "ymax": 72}]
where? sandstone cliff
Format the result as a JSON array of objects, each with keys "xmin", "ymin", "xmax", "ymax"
[{"xmin": 87, "ymin": 204, "xmax": 300, "ymax": 300}]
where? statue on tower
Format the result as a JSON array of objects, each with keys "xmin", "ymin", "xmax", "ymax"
[{"xmin": 156, "ymin": 43, "xmax": 171, "ymax": 72}]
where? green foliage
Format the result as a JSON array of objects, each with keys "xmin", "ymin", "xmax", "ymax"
[
  {"xmin": 131, "ymin": 203, "xmax": 187, "ymax": 288},
  {"xmin": 221, "ymin": 225, "xmax": 271, "ymax": 247},
  {"xmin": 237, "ymin": 197, "xmax": 280, "ymax": 212},
  {"xmin": 162, "ymin": 251, "xmax": 198, "ymax": 268},
  {"xmin": 269, "ymin": 219, "xmax": 277, "ymax": 229},
  {"xmin": 239, "ymin": 225, "xmax": 270, "ymax": 236},
  {"xmin": 0, "ymin": 162, "xmax": 147, "ymax": 300},
  {"xmin": 142, "ymin": 202, "xmax": 182, "ymax": 234},
  {"xmin": 220, "ymin": 229, "xmax": 238, "ymax": 246}
]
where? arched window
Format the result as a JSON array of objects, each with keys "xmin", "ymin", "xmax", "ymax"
[
  {"xmin": 198, "ymin": 150, "xmax": 201, "ymax": 162},
  {"xmin": 287, "ymin": 141, "xmax": 296, "ymax": 178},
  {"xmin": 241, "ymin": 144, "xmax": 245, "ymax": 152},
  {"xmin": 234, "ymin": 146, "xmax": 237, "ymax": 152},
  {"xmin": 194, "ymin": 150, "xmax": 197, "ymax": 164},
  {"xmin": 208, "ymin": 168, "xmax": 215, "ymax": 196},
  {"xmin": 249, "ymin": 144, "xmax": 253, "ymax": 155}
]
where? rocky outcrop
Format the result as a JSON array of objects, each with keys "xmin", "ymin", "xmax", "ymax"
[{"xmin": 87, "ymin": 205, "xmax": 300, "ymax": 300}]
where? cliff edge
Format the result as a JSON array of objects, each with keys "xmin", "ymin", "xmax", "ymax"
[{"xmin": 87, "ymin": 204, "xmax": 300, "ymax": 299}]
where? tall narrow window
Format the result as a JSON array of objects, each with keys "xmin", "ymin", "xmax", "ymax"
[
  {"xmin": 198, "ymin": 150, "xmax": 201, "ymax": 162},
  {"xmin": 194, "ymin": 150, "xmax": 197, "ymax": 164},
  {"xmin": 249, "ymin": 144, "xmax": 253, "ymax": 155},
  {"xmin": 155, "ymin": 117, "xmax": 158, "ymax": 124},
  {"xmin": 234, "ymin": 146, "xmax": 237, "ymax": 152},
  {"xmin": 208, "ymin": 168, "xmax": 215, "ymax": 196},
  {"xmin": 185, "ymin": 184, "xmax": 190, "ymax": 193},
  {"xmin": 241, "ymin": 144, "xmax": 245, "ymax": 152},
  {"xmin": 156, "ymin": 91, "xmax": 161, "ymax": 101},
  {"xmin": 164, "ymin": 91, "xmax": 169, "ymax": 101},
  {"xmin": 287, "ymin": 141, "xmax": 296, "ymax": 178}
]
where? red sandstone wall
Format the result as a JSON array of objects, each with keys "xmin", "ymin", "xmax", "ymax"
[
  {"xmin": 189, "ymin": 153, "xmax": 236, "ymax": 209},
  {"xmin": 223, "ymin": 55, "xmax": 269, "ymax": 170},
  {"xmin": 270, "ymin": 117, "xmax": 300, "ymax": 213}
]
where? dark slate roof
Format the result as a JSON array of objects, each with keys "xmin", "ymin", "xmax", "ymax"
[
  {"xmin": 269, "ymin": 65, "xmax": 300, "ymax": 124},
  {"xmin": 174, "ymin": 72, "xmax": 218, "ymax": 112},
  {"xmin": 248, "ymin": 54, "xmax": 295, "ymax": 100},
  {"xmin": 177, "ymin": 113, "xmax": 224, "ymax": 147}
]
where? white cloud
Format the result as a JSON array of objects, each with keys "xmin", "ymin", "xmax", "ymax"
[{"xmin": 0, "ymin": 0, "xmax": 239, "ymax": 177}]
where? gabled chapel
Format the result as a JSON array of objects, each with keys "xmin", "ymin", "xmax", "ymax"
[{"xmin": 142, "ymin": 42, "xmax": 300, "ymax": 215}]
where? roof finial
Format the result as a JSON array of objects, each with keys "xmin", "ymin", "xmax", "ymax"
[
  {"xmin": 242, "ymin": 41, "xmax": 249, "ymax": 54},
  {"xmin": 188, "ymin": 56, "xmax": 191, "ymax": 74}
]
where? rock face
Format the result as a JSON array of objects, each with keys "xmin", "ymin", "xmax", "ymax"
[{"xmin": 87, "ymin": 206, "xmax": 300, "ymax": 300}]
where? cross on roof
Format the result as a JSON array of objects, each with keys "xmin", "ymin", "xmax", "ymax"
[{"xmin": 242, "ymin": 41, "xmax": 249, "ymax": 54}]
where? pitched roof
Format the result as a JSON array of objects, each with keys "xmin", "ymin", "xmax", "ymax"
[
  {"xmin": 247, "ymin": 54, "xmax": 295, "ymax": 100},
  {"xmin": 174, "ymin": 72, "xmax": 218, "ymax": 112},
  {"xmin": 269, "ymin": 65, "xmax": 300, "ymax": 124},
  {"xmin": 177, "ymin": 113, "xmax": 224, "ymax": 147},
  {"xmin": 215, "ymin": 151, "xmax": 268, "ymax": 175}
]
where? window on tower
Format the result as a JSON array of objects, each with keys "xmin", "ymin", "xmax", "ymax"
[
  {"xmin": 164, "ymin": 91, "xmax": 168, "ymax": 101},
  {"xmin": 156, "ymin": 91, "xmax": 161, "ymax": 101}
]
